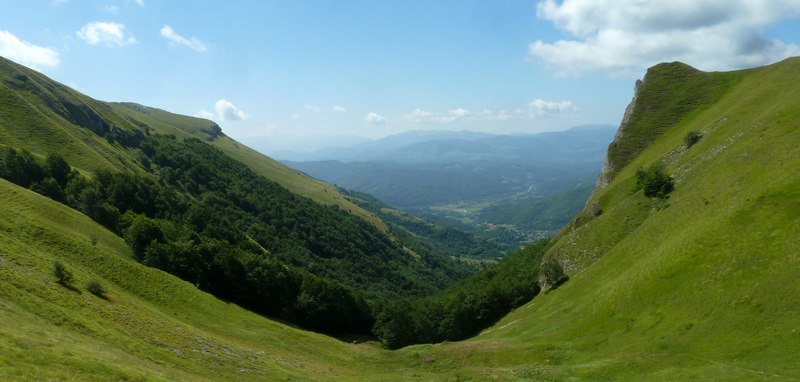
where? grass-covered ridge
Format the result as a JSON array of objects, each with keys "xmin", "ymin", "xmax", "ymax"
[
  {"xmin": 0, "ymin": 55, "xmax": 382, "ymax": 229},
  {"xmin": 603, "ymin": 61, "xmax": 745, "ymax": 181}
]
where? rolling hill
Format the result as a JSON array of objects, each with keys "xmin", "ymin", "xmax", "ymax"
[{"xmin": 1, "ymin": 55, "xmax": 799, "ymax": 380}]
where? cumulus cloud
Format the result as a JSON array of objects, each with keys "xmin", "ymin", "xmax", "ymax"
[
  {"xmin": 160, "ymin": 25, "xmax": 207, "ymax": 52},
  {"xmin": 305, "ymin": 105, "xmax": 321, "ymax": 113},
  {"xmin": 528, "ymin": 99, "xmax": 577, "ymax": 116},
  {"xmin": 215, "ymin": 99, "xmax": 249, "ymax": 121},
  {"xmin": 77, "ymin": 22, "xmax": 136, "ymax": 47},
  {"xmin": 0, "ymin": 30, "xmax": 59, "ymax": 69},
  {"xmin": 195, "ymin": 110, "xmax": 215, "ymax": 120},
  {"xmin": 530, "ymin": 0, "xmax": 800, "ymax": 76},
  {"xmin": 196, "ymin": 100, "xmax": 249, "ymax": 122},
  {"xmin": 364, "ymin": 112, "xmax": 388, "ymax": 125},
  {"xmin": 332, "ymin": 105, "xmax": 347, "ymax": 112}
]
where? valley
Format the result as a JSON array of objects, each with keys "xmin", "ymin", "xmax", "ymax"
[
  {"xmin": 1, "ymin": 25, "xmax": 799, "ymax": 382},
  {"xmin": 282, "ymin": 125, "xmax": 615, "ymax": 251}
]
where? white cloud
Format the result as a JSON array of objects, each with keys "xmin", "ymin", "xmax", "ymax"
[
  {"xmin": 530, "ymin": 0, "xmax": 800, "ymax": 76},
  {"xmin": 291, "ymin": 113, "xmax": 300, "ymax": 120},
  {"xmin": 403, "ymin": 108, "xmax": 437, "ymax": 123},
  {"xmin": 495, "ymin": 110, "xmax": 512, "ymax": 121},
  {"xmin": 215, "ymin": 99, "xmax": 249, "ymax": 121},
  {"xmin": 364, "ymin": 112, "xmax": 388, "ymax": 125},
  {"xmin": 77, "ymin": 22, "xmax": 136, "ymax": 47},
  {"xmin": 103, "ymin": 5, "xmax": 119, "ymax": 14},
  {"xmin": 160, "ymin": 25, "xmax": 208, "ymax": 52},
  {"xmin": 132, "ymin": 0, "xmax": 144, "ymax": 6},
  {"xmin": 332, "ymin": 105, "xmax": 347, "ymax": 113},
  {"xmin": 440, "ymin": 108, "xmax": 471, "ymax": 123},
  {"xmin": 528, "ymin": 99, "xmax": 577, "ymax": 116},
  {"xmin": 196, "ymin": 100, "xmax": 249, "ymax": 122},
  {"xmin": 0, "ymin": 30, "xmax": 59, "ymax": 69},
  {"xmin": 305, "ymin": 105, "xmax": 321, "ymax": 113},
  {"xmin": 403, "ymin": 108, "xmax": 473, "ymax": 124},
  {"xmin": 195, "ymin": 110, "xmax": 215, "ymax": 120}
]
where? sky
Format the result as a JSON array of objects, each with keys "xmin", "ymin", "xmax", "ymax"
[{"xmin": 1, "ymin": 0, "xmax": 799, "ymax": 153}]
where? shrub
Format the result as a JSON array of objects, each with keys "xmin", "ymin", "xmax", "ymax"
[
  {"xmin": 635, "ymin": 163, "xmax": 675, "ymax": 199},
  {"xmin": 53, "ymin": 261, "xmax": 74, "ymax": 287},
  {"xmin": 86, "ymin": 280, "xmax": 106, "ymax": 297},
  {"xmin": 542, "ymin": 257, "xmax": 566, "ymax": 287},
  {"xmin": 684, "ymin": 131, "xmax": 703, "ymax": 147}
]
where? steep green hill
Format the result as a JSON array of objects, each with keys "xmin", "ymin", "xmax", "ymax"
[
  {"xmin": 0, "ymin": 56, "xmax": 382, "ymax": 230},
  {"xmin": 460, "ymin": 57, "xmax": 800, "ymax": 379}
]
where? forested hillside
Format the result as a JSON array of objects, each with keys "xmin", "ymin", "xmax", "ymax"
[{"xmin": 0, "ymin": 56, "xmax": 473, "ymax": 336}]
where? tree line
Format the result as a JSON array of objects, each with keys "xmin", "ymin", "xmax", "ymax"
[{"xmin": 1, "ymin": 138, "xmax": 548, "ymax": 343}]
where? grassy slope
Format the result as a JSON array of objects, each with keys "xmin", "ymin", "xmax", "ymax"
[
  {"xmin": 0, "ymin": 177, "xmax": 404, "ymax": 381},
  {"xmin": 0, "ymin": 57, "xmax": 142, "ymax": 174},
  {"xmin": 430, "ymin": 57, "xmax": 800, "ymax": 379},
  {"xmin": 2, "ymin": 57, "xmax": 798, "ymax": 381},
  {"xmin": 0, "ymin": 55, "xmax": 382, "ymax": 230},
  {"xmin": 109, "ymin": 104, "xmax": 385, "ymax": 230}
]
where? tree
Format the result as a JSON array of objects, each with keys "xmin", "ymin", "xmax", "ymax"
[
  {"xmin": 372, "ymin": 300, "xmax": 416, "ymax": 349},
  {"xmin": 45, "ymin": 154, "xmax": 72, "ymax": 186},
  {"xmin": 86, "ymin": 280, "xmax": 106, "ymax": 297},
  {"xmin": 635, "ymin": 163, "xmax": 675, "ymax": 199},
  {"xmin": 53, "ymin": 261, "xmax": 74, "ymax": 287},
  {"xmin": 542, "ymin": 257, "xmax": 566, "ymax": 287},
  {"xmin": 124, "ymin": 214, "xmax": 165, "ymax": 260},
  {"xmin": 684, "ymin": 131, "xmax": 703, "ymax": 148},
  {"xmin": 31, "ymin": 177, "xmax": 65, "ymax": 202}
]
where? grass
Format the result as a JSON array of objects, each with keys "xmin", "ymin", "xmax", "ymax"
[{"xmin": 1, "ymin": 56, "xmax": 799, "ymax": 380}]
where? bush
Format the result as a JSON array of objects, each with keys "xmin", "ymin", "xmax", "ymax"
[
  {"xmin": 86, "ymin": 280, "xmax": 106, "ymax": 297},
  {"xmin": 53, "ymin": 261, "xmax": 74, "ymax": 287},
  {"xmin": 684, "ymin": 131, "xmax": 703, "ymax": 147},
  {"xmin": 542, "ymin": 257, "xmax": 566, "ymax": 287},
  {"xmin": 635, "ymin": 163, "xmax": 674, "ymax": 199}
]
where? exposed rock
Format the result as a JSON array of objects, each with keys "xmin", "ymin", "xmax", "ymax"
[{"xmin": 595, "ymin": 78, "xmax": 642, "ymax": 192}]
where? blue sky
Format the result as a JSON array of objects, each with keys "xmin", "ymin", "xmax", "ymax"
[{"xmin": 1, "ymin": 0, "xmax": 799, "ymax": 152}]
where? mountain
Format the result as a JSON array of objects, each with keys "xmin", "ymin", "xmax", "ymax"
[
  {"xmin": 271, "ymin": 130, "xmax": 497, "ymax": 162},
  {"xmin": 0, "ymin": 56, "xmax": 477, "ymax": 334},
  {"xmin": 284, "ymin": 125, "xmax": 616, "ymax": 246},
  {"xmin": 1, "ymin": 56, "xmax": 799, "ymax": 380},
  {"xmin": 463, "ymin": 58, "xmax": 800, "ymax": 378}
]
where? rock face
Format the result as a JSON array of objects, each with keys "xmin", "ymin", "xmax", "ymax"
[
  {"xmin": 595, "ymin": 79, "xmax": 643, "ymax": 191},
  {"xmin": 57, "ymin": 100, "xmax": 145, "ymax": 147},
  {"xmin": 205, "ymin": 123, "xmax": 224, "ymax": 140}
]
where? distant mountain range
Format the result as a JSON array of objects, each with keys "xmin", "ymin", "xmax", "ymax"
[
  {"xmin": 283, "ymin": 125, "xmax": 617, "ymax": 245},
  {"xmin": 274, "ymin": 126, "xmax": 612, "ymax": 163}
]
